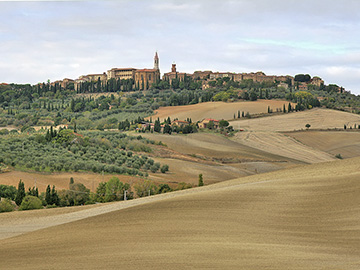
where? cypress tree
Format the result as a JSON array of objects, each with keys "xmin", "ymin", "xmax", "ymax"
[
  {"xmin": 45, "ymin": 185, "xmax": 51, "ymax": 205},
  {"xmin": 288, "ymin": 103, "xmax": 292, "ymax": 112},
  {"xmin": 198, "ymin": 174, "xmax": 204, "ymax": 187},
  {"xmin": 15, "ymin": 180, "xmax": 26, "ymax": 206},
  {"xmin": 51, "ymin": 185, "xmax": 59, "ymax": 206},
  {"xmin": 154, "ymin": 118, "xmax": 161, "ymax": 133}
]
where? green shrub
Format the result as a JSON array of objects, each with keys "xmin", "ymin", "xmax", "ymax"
[
  {"xmin": 19, "ymin": 195, "xmax": 43, "ymax": 211},
  {"xmin": 335, "ymin": 153, "xmax": 343, "ymax": 159},
  {"xmin": 0, "ymin": 199, "xmax": 15, "ymax": 213}
]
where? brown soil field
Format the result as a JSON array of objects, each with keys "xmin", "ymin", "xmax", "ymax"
[
  {"xmin": 148, "ymin": 100, "xmax": 294, "ymax": 122},
  {"xmin": 228, "ymin": 109, "xmax": 360, "ymax": 163},
  {"xmin": 0, "ymin": 171, "xmax": 139, "ymax": 193},
  {"xmin": 232, "ymin": 131, "xmax": 335, "ymax": 164},
  {"xmin": 1, "ymin": 157, "xmax": 359, "ymax": 269},
  {"xmin": 140, "ymin": 132, "xmax": 291, "ymax": 161},
  {"xmin": 149, "ymin": 157, "xmax": 288, "ymax": 185},
  {"xmin": 136, "ymin": 132, "xmax": 297, "ymax": 184},
  {"xmin": 232, "ymin": 108, "xmax": 360, "ymax": 132},
  {"xmin": 287, "ymin": 130, "xmax": 360, "ymax": 159}
]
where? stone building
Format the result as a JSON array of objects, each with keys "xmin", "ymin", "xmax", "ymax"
[
  {"xmin": 61, "ymin": 78, "xmax": 74, "ymax": 89},
  {"xmin": 192, "ymin": 70, "xmax": 212, "ymax": 80},
  {"xmin": 107, "ymin": 68, "xmax": 136, "ymax": 80},
  {"xmin": 209, "ymin": 72, "xmax": 235, "ymax": 80},
  {"xmin": 310, "ymin": 76, "xmax": 324, "ymax": 87},
  {"xmin": 162, "ymin": 63, "xmax": 186, "ymax": 84},
  {"xmin": 134, "ymin": 52, "xmax": 160, "ymax": 90}
]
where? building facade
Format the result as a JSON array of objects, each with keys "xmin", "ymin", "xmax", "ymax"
[
  {"xmin": 134, "ymin": 52, "xmax": 161, "ymax": 90},
  {"xmin": 162, "ymin": 63, "xmax": 186, "ymax": 84},
  {"xmin": 107, "ymin": 68, "xmax": 136, "ymax": 80}
]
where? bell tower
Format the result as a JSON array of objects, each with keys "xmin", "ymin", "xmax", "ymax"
[{"xmin": 154, "ymin": 51, "xmax": 159, "ymax": 71}]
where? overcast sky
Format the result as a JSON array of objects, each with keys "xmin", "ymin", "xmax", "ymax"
[{"xmin": 1, "ymin": 0, "xmax": 360, "ymax": 95}]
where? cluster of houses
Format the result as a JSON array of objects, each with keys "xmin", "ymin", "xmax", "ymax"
[
  {"xmin": 137, "ymin": 118, "xmax": 220, "ymax": 132},
  {"xmin": 45, "ymin": 52, "xmax": 345, "ymax": 93}
]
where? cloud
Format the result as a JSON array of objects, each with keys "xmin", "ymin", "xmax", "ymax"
[{"xmin": 0, "ymin": 0, "xmax": 359, "ymax": 95}]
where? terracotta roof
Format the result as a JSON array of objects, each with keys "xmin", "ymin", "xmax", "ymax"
[
  {"xmin": 204, "ymin": 118, "xmax": 219, "ymax": 122},
  {"xmin": 110, "ymin": 68, "xmax": 136, "ymax": 71},
  {"xmin": 87, "ymin": 73, "xmax": 105, "ymax": 76},
  {"xmin": 136, "ymin": 69, "xmax": 158, "ymax": 72}
]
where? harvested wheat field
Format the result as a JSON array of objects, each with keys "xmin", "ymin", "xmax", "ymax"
[
  {"xmin": 232, "ymin": 108, "xmax": 360, "ymax": 132},
  {"xmin": 1, "ymin": 157, "xmax": 360, "ymax": 269},
  {"xmin": 141, "ymin": 132, "xmax": 290, "ymax": 161},
  {"xmin": 232, "ymin": 131, "xmax": 335, "ymax": 164},
  {"xmin": 138, "ymin": 132, "xmax": 296, "ymax": 184},
  {"xmin": 287, "ymin": 131, "xmax": 360, "ymax": 159},
  {"xmin": 148, "ymin": 100, "xmax": 294, "ymax": 122},
  {"xmin": 0, "ymin": 171, "xmax": 138, "ymax": 192}
]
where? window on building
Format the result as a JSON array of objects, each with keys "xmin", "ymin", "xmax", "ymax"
[{"xmin": 149, "ymin": 74, "xmax": 151, "ymax": 80}]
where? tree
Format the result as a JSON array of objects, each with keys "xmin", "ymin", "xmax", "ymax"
[
  {"xmin": 163, "ymin": 124, "xmax": 172, "ymax": 134},
  {"xmin": 198, "ymin": 174, "xmax": 204, "ymax": 186},
  {"xmin": 45, "ymin": 185, "xmax": 51, "ymax": 205},
  {"xmin": 305, "ymin": 123, "xmax": 311, "ymax": 129},
  {"xmin": 58, "ymin": 183, "xmax": 91, "ymax": 206},
  {"xmin": 160, "ymin": 164, "xmax": 169, "ymax": 173},
  {"xmin": 288, "ymin": 102, "xmax": 292, "ymax": 112},
  {"xmin": 154, "ymin": 118, "xmax": 161, "ymax": 133},
  {"xmin": 134, "ymin": 180, "xmax": 157, "ymax": 197},
  {"xmin": 157, "ymin": 184, "xmax": 172, "ymax": 194},
  {"xmin": 0, "ymin": 184, "xmax": 17, "ymax": 200},
  {"xmin": 207, "ymin": 120, "xmax": 215, "ymax": 130},
  {"xmin": 104, "ymin": 177, "xmax": 130, "ymax": 202},
  {"xmin": 96, "ymin": 182, "xmax": 107, "ymax": 202},
  {"xmin": 69, "ymin": 177, "xmax": 74, "ymax": 185},
  {"xmin": 19, "ymin": 195, "xmax": 43, "ymax": 211},
  {"xmin": 294, "ymin": 74, "xmax": 311, "ymax": 82},
  {"xmin": 219, "ymin": 120, "xmax": 229, "ymax": 128},
  {"xmin": 51, "ymin": 185, "xmax": 59, "ymax": 206},
  {"xmin": 0, "ymin": 199, "xmax": 15, "ymax": 213},
  {"xmin": 15, "ymin": 180, "xmax": 26, "ymax": 206}
]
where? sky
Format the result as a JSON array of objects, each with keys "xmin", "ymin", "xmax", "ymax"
[{"xmin": 1, "ymin": 0, "xmax": 360, "ymax": 95}]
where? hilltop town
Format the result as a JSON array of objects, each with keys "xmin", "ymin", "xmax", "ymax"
[{"xmin": 49, "ymin": 52, "xmax": 345, "ymax": 94}]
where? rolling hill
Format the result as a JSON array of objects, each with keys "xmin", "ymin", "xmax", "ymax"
[
  {"xmin": 148, "ymin": 99, "xmax": 294, "ymax": 122},
  {"xmin": 1, "ymin": 157, "xmax": 359, "ymax": 269},
  {"xmin": 287, "ymin": 131, "xmax": 360, "ymax": 159}
]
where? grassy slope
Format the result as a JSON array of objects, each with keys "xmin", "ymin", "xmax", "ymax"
[{"xmin": 1, "ymin": 157, "xmax": 359, "ymax": 269}]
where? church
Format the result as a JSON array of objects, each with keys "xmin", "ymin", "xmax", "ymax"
[{"xmin": 134, "ymin": 52, "xmax": 161, "ymax": 90}]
